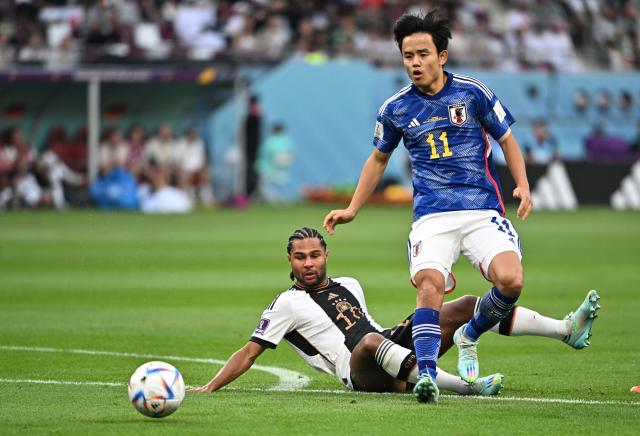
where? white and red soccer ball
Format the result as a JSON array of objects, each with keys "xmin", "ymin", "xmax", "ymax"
[{"xmin": 128, "ymin": 361, "xmax": 185, "ymax": 418}]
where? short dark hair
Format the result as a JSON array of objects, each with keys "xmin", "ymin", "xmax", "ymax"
[{"xmin": 393, "ymin": 10, "xmax": 452, "ymax": 53}]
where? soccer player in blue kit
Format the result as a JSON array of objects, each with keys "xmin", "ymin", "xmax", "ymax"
[{"xmin": 323, "ymin": 11, "xmax": 533, "ymax": 403}]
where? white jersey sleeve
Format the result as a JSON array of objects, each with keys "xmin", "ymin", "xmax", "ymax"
[{"xmin": 250, "ymin": 292, "xmax": 296, "ymax": 349}]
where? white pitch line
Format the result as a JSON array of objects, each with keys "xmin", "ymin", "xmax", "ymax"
[
  {"xmin": 0, "ymin": 378, "xmax": 123, "ymax": 387},
  {"xmin": 1, "ymin": 378, "xmax": 638, "ymax": 407},
  {"xmin": 0, "ymin": 345, "xmax": 310, "ymax": 391}
]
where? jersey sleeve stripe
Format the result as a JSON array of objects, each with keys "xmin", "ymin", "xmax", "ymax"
[
  {"xmin": 454, "ymin": 74, "xmax": 494, "ymax": 97},
  {"xmin": 378, "ymin": 85, "xmax": 412, "ymax": 115},
  {"xmin": 482, "ymin": 128, "xmax": 506, "ymax": 216},
  {"xmin": 268, "ymin": 293, "xmax": 282, "ymax": 310},
  {"xmin": 453, "ymin": 76, "xmax": 493, "ymax": 100},
  {"xmin": 250, "ymin": 336, "xmax": 277, "ymax": 349}
]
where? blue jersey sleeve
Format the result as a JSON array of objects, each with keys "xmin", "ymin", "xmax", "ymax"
[
  {"xmin": 476, "ymin": 90, "xmax": 515, "ymax": 141},
  {"xmin": 373, "ymin": 109, "xmax": 402, "ymax": 153}
]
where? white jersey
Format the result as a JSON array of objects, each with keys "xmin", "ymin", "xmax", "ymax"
[{"xmin": 250, "ymin": 277, "xmax": 384, "ymax": 389}]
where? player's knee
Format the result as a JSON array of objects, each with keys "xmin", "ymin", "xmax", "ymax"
[
  {"xmin": 494, "ymin": 269, "xmax": 524, "ymax": 295},
  {"xmin": 416, "ymin": 278, "xmax": 444, "ymax": 298},
  {"xmin": 356, "ymin": 332, "xmax": 384, "ymax": 356}
]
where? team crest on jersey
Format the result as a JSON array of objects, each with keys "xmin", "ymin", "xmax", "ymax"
[
  {"xmin": 448, "ymin": 103, "xmax": 467, "ymax": 126},
  {"xmin": 254, "ymin": 318, "xmax": 270, "ymax": 334},
  {"xmin": 412, "ymin": 241, "xmax": 422, "ymax": 257}
]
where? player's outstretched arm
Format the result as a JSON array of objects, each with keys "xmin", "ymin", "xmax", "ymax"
[
  {"xmin": 323, "ymin": 148, "xmax": 391, "ymax": 235},
  {"xmin": 189, "ymin": 341, "xmax": 266, "ymax": 393},
  {"xmin": 498, "ymin": 132, "xmax": 532, "ymax": 221}
]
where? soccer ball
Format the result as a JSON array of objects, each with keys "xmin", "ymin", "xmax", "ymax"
[{"xmin": 128, "ymin": 361, "xmax": 185, "ymax": 418}]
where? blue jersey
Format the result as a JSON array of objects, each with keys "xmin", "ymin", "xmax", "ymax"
[{"xmin": 373, "ymin": 72, "xmax": 515, "ymax": 221}]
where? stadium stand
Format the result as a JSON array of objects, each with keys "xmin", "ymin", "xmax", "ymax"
[{"xmin": 0, "ymin": 1, "xmax": 639, "ymax": 208}]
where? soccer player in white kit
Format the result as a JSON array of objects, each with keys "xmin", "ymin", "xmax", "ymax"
[
  {"xmin": 323, "ymin": 11, "xmax": 533, "ymax": 403},
  {"xmin": 191, "ymin": 228, "xmax": 599, "ymax": 396}
]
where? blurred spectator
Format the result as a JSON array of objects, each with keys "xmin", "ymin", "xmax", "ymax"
[
  {"xmin": 573, "ymin": 88, "xmax": 589, "ymax": 114},
  {"xmin": 620, "ymin": 90, "xmax": 633, "ymax": 113},
  {"xmin": 244, "ymin": 94, "xmax": 262, "ymax": 198},
  {"xmin": 585, "ymin": 124, "xmax": 633, "ymax": 163},
  {"xmin": 85, "ymin": 0, "xmax": 122, "ymax": 45},
  {"xmin": 0, "ymin": 32, "xmax": 15, "ymax": 68},
  {"xmin": 99, "ymin": 127, "xmax": 130, "ymax": 173},
  {"xmin": 36, "ymin": 144, "xmax": 85, "ymax": 209},
  {"xmin": 230, "ymin": 17, "xmax": 258, "ymax": 58},
  {"xmin": 595, "ymin": 89, "xmax": 612, "ymax": 113},
  {"xmin": 46, "ymin": 34, "xmax": 80, "ymax": 70},
  {"xmin": 332, "ymin": 14, "xmax": 367, "ymax": 59},
  {"xmin": 254, "ymin": 14, "xmax": 291, "ymax": 60},
  {"xmin": 126, "ymin": 123, "xmax": 147, "ymax": 178},
  {"xmin": 524, "ymin": 120, "xmax": 558, "ymax": 164},
  {"xmin": 174, "ymin": 0, "xmax": 225, "ymax": 60},
  {"xmin": 66, "ymin": 126, "xmax": 88, "ymax": 174},
  {"xmin": 0, "ymin": 0, "xmax": 635, "ymax": 70},
  {"xmin": 255, "ymin": 122, "xmax": 294, "ymax": 203},
  {"xmin": 18, "ymin": 32, "xmax": 48, "ymax": 63},
  {"xmin": 544, "ymin": 19, "xmax": 580, "ymax": 72},
  {"xmin": 174, "ymin": 127, "xmax": 214, "ymax": 206},
  {"xmin": 0, "ymin": 127, "xmax": 49, "ymax": 209},
  {"xmin": 143, "ymin": 122, "xmax": 179, "ymax": 180}
]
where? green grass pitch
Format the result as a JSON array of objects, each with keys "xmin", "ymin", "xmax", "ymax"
[{"xmin": 1, "ymin": 206, "xmax": 639, "ymax": 434}]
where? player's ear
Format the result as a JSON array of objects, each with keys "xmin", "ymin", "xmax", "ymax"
[{"xmin": 438, "ymin": 49, "xmax": 448, "ymax": 66}]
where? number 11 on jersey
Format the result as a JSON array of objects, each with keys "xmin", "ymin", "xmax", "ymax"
[{"xmin": 426, "ymin": 131, "xmax": 453, "ymax": 159}]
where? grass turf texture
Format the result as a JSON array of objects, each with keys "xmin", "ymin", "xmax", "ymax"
[{"xmin": 0, "ymin": 206, "xmax": 639, "ymax": 434}]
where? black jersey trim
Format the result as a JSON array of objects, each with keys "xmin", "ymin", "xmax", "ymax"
[
  {"xmin": 268, "ymin": 293, "xmax": 282, "ymax": 310},
  {"xmin": 250, "ymin": 336, "xmax": 277, "ymax": 349},
  {"xmin": 284, "ymin": 330, "xmax": 320, "ymax": 356},
  {"xmin": 499, "ymin": 306, "xmax": 517, "ymax": 336}
]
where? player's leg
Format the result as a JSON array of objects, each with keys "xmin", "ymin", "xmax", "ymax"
[
  {"xmin": 455, "ymin": 211, "xmax": 524, "ymax": 382},
  {"xmin": 382, "ymin": 295, "xmax": 482, "ymax": 357},
  {"xmin": 438, "ymin": 295, "xmax": 478, "ymax": 355},
  {"xmin": 408, "ymin": 216, "xmax": 461, "ymax": 403},
  {"xmin": 489, "ymin": 289, "xmax": 601, "ymax": 349},
  {"xmin": 350, "ymin": 333, "xmax": 411, "ymax": 393},
  {"xmin": 351, "ymin": 332, "xmax": 503, "ymax": 396}
]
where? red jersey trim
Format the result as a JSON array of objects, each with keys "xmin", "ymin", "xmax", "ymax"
[{"xmin": 482, "ymin": 129, "xmax": 505, "ymax": 216}]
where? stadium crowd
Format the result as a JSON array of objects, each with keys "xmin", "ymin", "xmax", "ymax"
[
  {"xmin": 0, "ymin": 0, "xmax": 638, "ymax": 71},
  {"xmin": 1, "ymin": 1, "xmax": 639, "ymax": 210},
  {"xmin": 0, "ymin": 123, "xmax": 213, "ymax": 211}
]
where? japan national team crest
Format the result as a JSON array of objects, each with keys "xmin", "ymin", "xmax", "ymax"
[
  {"xmin": 412, "ymin": 241, "xmax": 422, "ymax": 257},
  {"xmin": 448, "ymin": 103, "xmax": 467, "ymax": 126}
]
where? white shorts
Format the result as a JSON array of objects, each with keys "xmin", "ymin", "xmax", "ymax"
[{"xmin": 407, "ymin": 210, "xmax": 522, "ymax": 293}]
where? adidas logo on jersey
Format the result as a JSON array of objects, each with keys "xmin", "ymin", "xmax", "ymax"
[{"xmin": 408, "ymin": 118, "xmax": 420, "ymax": 128}]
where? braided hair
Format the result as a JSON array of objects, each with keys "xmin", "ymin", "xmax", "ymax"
[{"xmin": 286, "ymin": 227, "xmax": 327, "ymax": 281}]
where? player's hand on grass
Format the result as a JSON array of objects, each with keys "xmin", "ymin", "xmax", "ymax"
[
  {"xmin": 188, "ymin": 384, "xmax": 214, "ymax": 393},
  {"xmin": 513, "ymin": 186, "xmax": 532, "ymax": 221},
  {"xmin": 323, "ymin": 209, "xmax": 356, "ymax": 235}
]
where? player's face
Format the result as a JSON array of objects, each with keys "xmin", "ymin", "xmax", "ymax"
[
  {"xmin": 401, "ymin": 32, "xmax": 448, "ymax": 95},
  {"xmin": 288, "ymin": 238, "xmax": 328, "ymax": 289}
]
